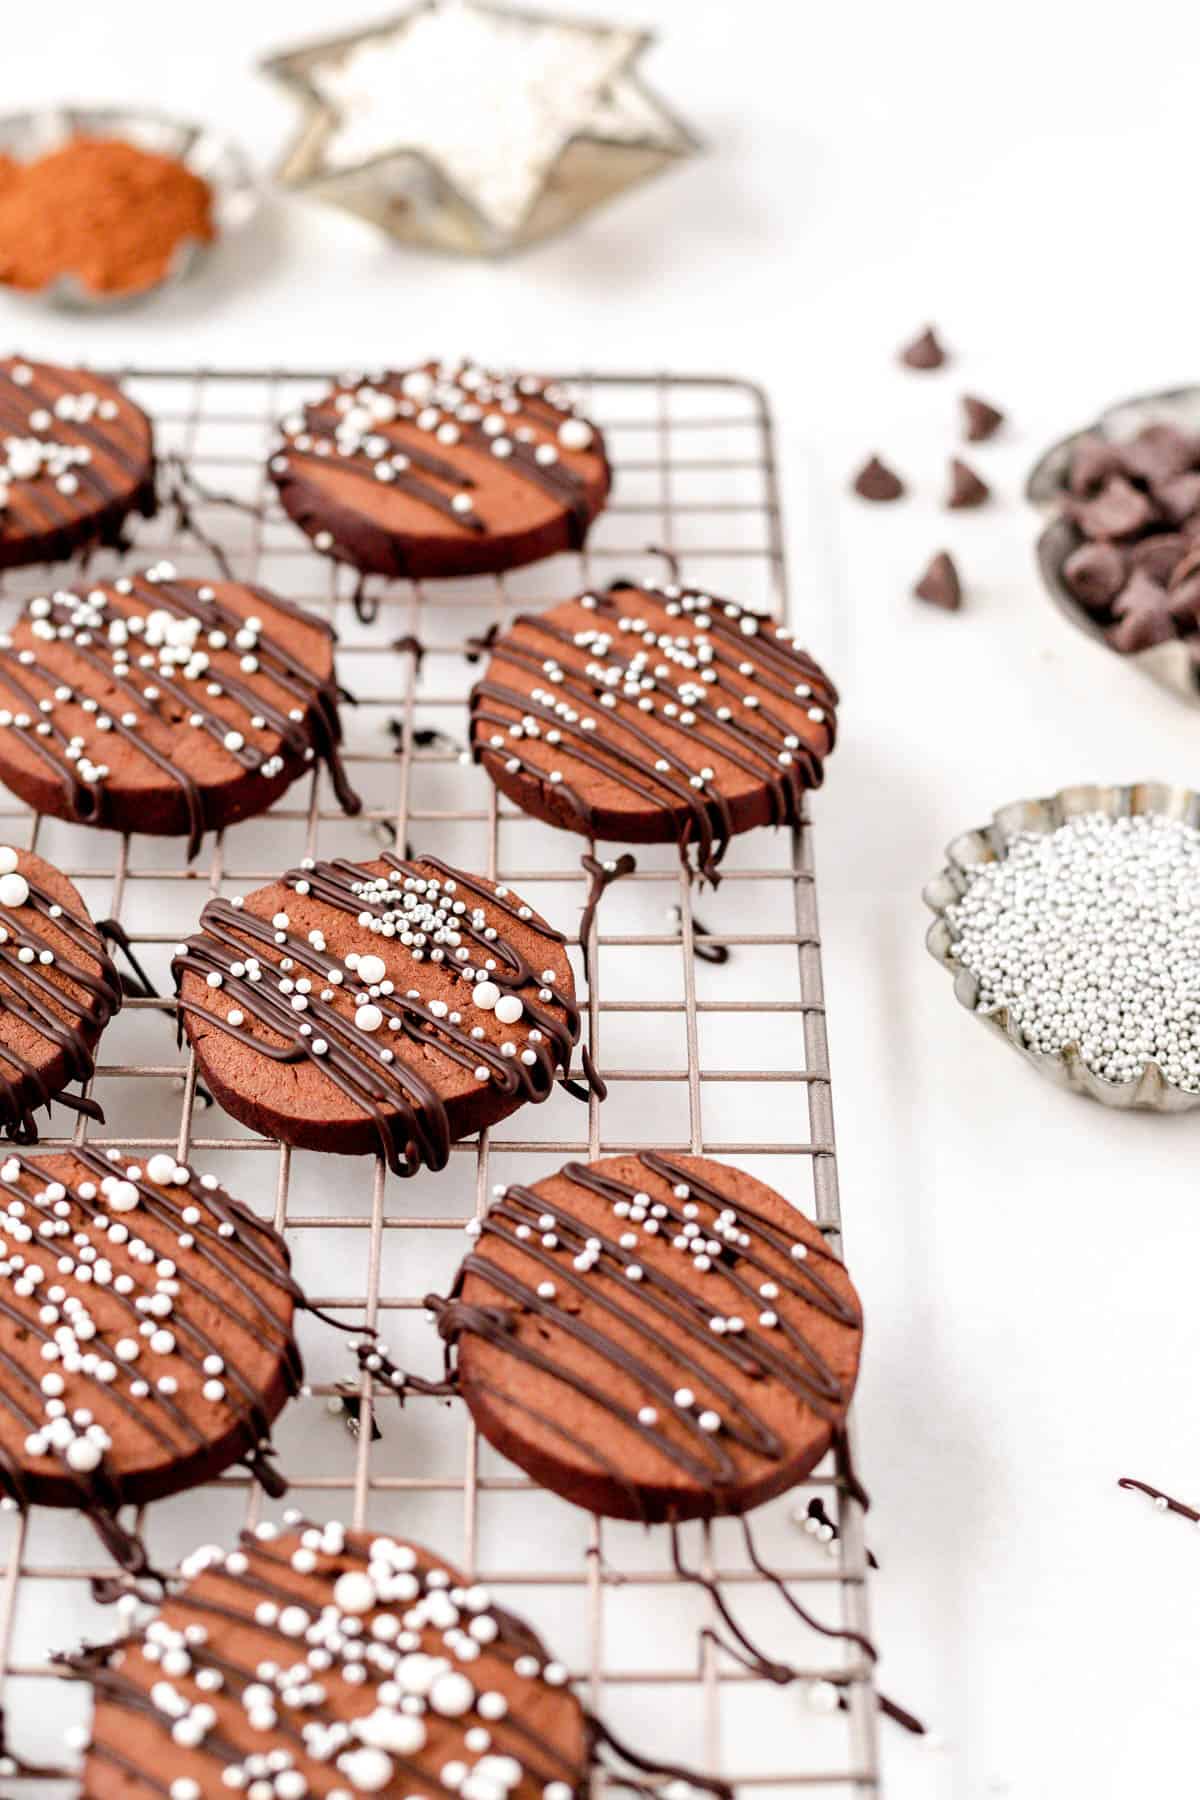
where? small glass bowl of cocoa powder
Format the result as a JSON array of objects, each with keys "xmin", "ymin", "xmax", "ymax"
[{"xmin": 0, "ymin": 106, "xmax": 258, "ymax": 309}]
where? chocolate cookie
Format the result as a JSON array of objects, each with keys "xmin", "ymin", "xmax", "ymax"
[
  {"xmin": 427, "ymin": 1151, "xmax": 863, "ymax": 1524},
  {"xmin": 0, "ymin": 844, "xmax": 120, "ymax": 1142},
  {"xmin": 469, "ymin": 580, "xmax": 838, "ymax": 881},
  {"xmin": 0, "ymin": 562, "xmax": 360, "ymax": 859},
  {"xmin": 0, "ymin": 1146, "xmax": 307, "ymax": 1569},
  {"xmin": 268, "ymin": 360, "xmax": 610, "ymax": 579},
  {"xmin": 174, "ymin": 853, "xmax": 581, "ymax": 1177},
  {"xmin": 70, "ymin": 1520, "xmax": 591, "ymax": 1800},
  {"xmin": 0, "ymin": 355, "xmax": 155, "ymax": 569}
]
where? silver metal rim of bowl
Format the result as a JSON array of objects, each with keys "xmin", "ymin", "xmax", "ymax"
[
  {"xmin": 1027, "ymin": 385, "xmax": 1200, "ymax": 709},
  {"xmin": 0, "ymin": 104, "xmax": 259, "ymax": 311},
  {"xmin": 923, "ymin": 779, "xmax": 1200, "ymax": 1112}
]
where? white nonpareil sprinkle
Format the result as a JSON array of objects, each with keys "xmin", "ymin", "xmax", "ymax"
[{"xmin": 945, "ymin": 811, "xmax": 1200, "ymax": 1090}]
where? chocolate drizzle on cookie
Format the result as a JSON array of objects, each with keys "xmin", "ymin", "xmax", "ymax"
[
  {"xmin": 175, "ymin": 853, "xmax": 588, "ymax": 1177},
  {"xmin": 0, "ymin": 357, "xmax": 157, "ymax": 568},
  {"xmin": 471, "ymin": 581, "xmax": 838, "ymax": 884},
  {"xmin": 270, "ymin": 361, "xmax": 608, "ymax": 573},
  {"xmin": 63, "ymin": 1519, "xmax": 734, "ymax": 1800},
  {"xmin": 0, "ymin": 851, "xmax": 121, "ymax": 1142},
  {"xmin": 0, "ymin": 1147, "xmax": 326, "ymax": 1572},
  {"xmin": 0, "ymin": 562, "xmax": 360, "ymax": 858},
  {"xmin": 381, "ymin": 1151, "xmax": 861, "ymax": 1522}
]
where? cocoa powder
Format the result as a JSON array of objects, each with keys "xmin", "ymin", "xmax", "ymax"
[{"xmin": 0, "ymin": 134, "xmax": 214, "ymax": 295}]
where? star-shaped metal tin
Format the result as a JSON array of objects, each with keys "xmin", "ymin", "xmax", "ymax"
[{"xmin": 262, "ymin": 0, "xmax": 699, "ymax": 256}]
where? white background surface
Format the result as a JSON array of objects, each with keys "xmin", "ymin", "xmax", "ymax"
[{"xmin": 4, "ymin": 2, "xmax": 1199, "ymax": 1793}]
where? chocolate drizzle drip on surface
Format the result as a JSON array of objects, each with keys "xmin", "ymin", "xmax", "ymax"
[
  {"xmin": 0, "ymin": 861, "xmax": 121, "ymax": 1142},
  {"xmin": 667, "ymin": 900, "xmax": 731, "ymax": 965},
  {"xmin": 175, "ymin": 852, "xmax": 587, "ymax": 1177},
  {"xmin": 471, "ymin": 581, "xmax": 838, "ymax": 885},
  {"xmin": 96, "ymin": 917, "xmax": 214, "ymax": 1109},
  {"xmin": 0, "ymin": 1146, "xmax": 345, "ymax": 1573},
  {"xmin": 465, "ymin": 621, "xmax": 501, "ymax": 664},
  {"xmin": 671, "ymin": 1515, "xmax": 876, "ymax": 1667},
  {"xmin": 0, "ymin": 567, "xmax": 361, "ymax": 859},
  {"xmin": 1118, "ymin": 1475, "xmax": 1200, "ymax": 1523},
  {"xmin": 578, "ymin": 850, "xmax": 636, "ymax": 985}
]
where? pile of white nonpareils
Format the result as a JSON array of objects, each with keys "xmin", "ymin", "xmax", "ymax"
[{"xmin": 945, "ymin": 811, "xmax": 1200, "ymax": 1090}]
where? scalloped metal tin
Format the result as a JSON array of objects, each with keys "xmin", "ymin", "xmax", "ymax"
[
  {"xmin": 0, "ymin": 106, "xmax": 259, "ymax": 311},
  {"xmin": 923, "ymin": 780, "xmax": 1200, "ymax": 1111},
  {"xmin": 1027, "ymin": 385, "xmax": 1200, "ymax": 708}
]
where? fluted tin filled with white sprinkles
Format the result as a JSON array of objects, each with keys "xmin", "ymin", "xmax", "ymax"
[{"xmin": 924, "ymin": 782, "xmax": 1200, "ymax": 1110}]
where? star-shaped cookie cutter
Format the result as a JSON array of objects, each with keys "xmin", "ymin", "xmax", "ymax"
[{"xmin": 261, "ymin": 0, "xmax": 700, "ymax": 256}]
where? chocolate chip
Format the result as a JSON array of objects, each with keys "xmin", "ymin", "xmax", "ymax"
[
  {"xmin": 1168, "ymin": 573, "xmax": 1200, "ymax": 631},
  {"xmin": 853, "ymin": 455, "xmax": 905, "ymax": 501},
  {"xmin": 1120, "ymin": 422, "xmax": 1200, "ymax": 489},
  {"xmin": 1107, "ymin": 569, "xmax": 1175, "ymax": 653},
  {"xmin": 1127, "ymin": 533, "xmax": 1186, "ymax": 584},
  {"xmin": 962, "ymin": 394, "xmax": 1004, "ymax": 442},
  {"xmin": 1155, "ymin": 472, "xmax": 1200, "ymax": 526},
  {"xmin": 913, "ymin": 551, "xmax": 962, "ymax": 611},
  {"xmin": 946, "ymin": 458, "xmax": 990, "ymax": 509},
  {"xmin": 1169, "ymin": 542, "xmax": 1200, "ymax": 593},
  {"xmin": 1063, "ymin": 541, "xmax": 1127, "ymax": 610},
  {"xmin": 1068, "ymin": 436, "xmax": 1126, "ymax": 497},
  {"xmin": 1069, "ymin": 475, "xmax": 1157, "ymax": 542},
  {"xmin": 899, "ymin": 326, "xmax": 947, "ymax": 370}
]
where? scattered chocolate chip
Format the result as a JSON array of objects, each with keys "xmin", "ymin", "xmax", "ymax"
[
  {"xmin": 1068, "ymin": 436, "xmax": 1126, "ymax": 497},
  {"xmin": 1069, "ymin": 475, "xmax": 1157, "ymax": 542},
  {"xmin": 899, "ymin": 326, "xmax": 947, "ymax": 371},
  {"xmin": 946, "ymin": 458, "xmax": 990, "ymax": 509},
  {"xmin": 1107, "ymin": 569, "xmax": 1175, "ymax": 653},
  {"xmin": 962, "ymin": 394, "xmax": 1004, "ymax": 442},
  {"xmin": 853, "ymin": 455, "xmax": 905, "ymax": 502},
  {"xmin": 913, "ymin": 551, "xmax": 962, "ymax": 611},
  {"xmin": 1063, "ymin": 541, "xmax": 1127, "ymax": 610}
]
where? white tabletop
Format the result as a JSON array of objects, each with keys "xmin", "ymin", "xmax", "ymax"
[{"xmin": 5, "ymin": 1, "xmax": 1198, "ymax": 1792}]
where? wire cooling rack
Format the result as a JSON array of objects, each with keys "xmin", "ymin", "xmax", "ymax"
[{"xmin": 0, "ymin": 370, "xmax": 880, "ymax": 1795}]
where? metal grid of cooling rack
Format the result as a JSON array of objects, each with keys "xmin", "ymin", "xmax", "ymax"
[{"xmin": 0, "ymin": 370, "xmax": 880, "ymax": 1796}]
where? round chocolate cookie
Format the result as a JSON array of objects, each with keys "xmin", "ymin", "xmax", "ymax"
[
  {"xmin": 71, "ymin": 1519, "xmax": 590, "ymax": 1800},
  {"xmin": 469, "ymin": 580, "xmax": 839, "ymax": 880},
  {"xmin": 432, "ymin": 1152, "xmax": 862, "ymax": 1524},
  {"xmin": 0, "ymin": 1145, "xmax": 307, "ymax": 1568},
  {"xmin": 0, "ymin": 562, "xmax": 360, "ymax": 859},
  {"xmin": 0, "ymin": 355, "xmax": 156, "ymax": 570},
  {"xmin": 0, "ymin": 844, "xmax": 121, "ymax": 1142},
  {"xmin": 268, "ymin": 360, "xmax": 610, "ymax": 579},
  {"xmin": 174, "ymin": 853, "xmax": 581, "ymax": 1177}
]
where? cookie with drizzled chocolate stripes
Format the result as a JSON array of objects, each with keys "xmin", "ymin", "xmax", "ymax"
[
  {"xmin": 174, "ymin": 853, "xmax": 583, "ymax": 1177},
  {"xmin": 66, "ymin": 1514, "xmax": 737, "ymax": 1800},
  {"xmin": 469, "ymin": 581, "xmax": 838, "ymax": 882},
  {"xmin": 0, "ymin": 844, "xmax": 121, "ymax": 1142},
  {"xmin": 0, "ymin": 355, "xmax": 156, "ymax": 570},
  {"xmin": 0, "ymin": 563, "xmax": 360, "ymax": 858},
  {"xmin": 0, "ymin": 1146, "xmax": 310, "ymax": 1571},
  {"xmin": 428, "ymin": 1152, "xmax": 862, "ymax": 1523},
  {"xmin": 268, "ymin": 359, "xmax": 610, "ymax": 579}
]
